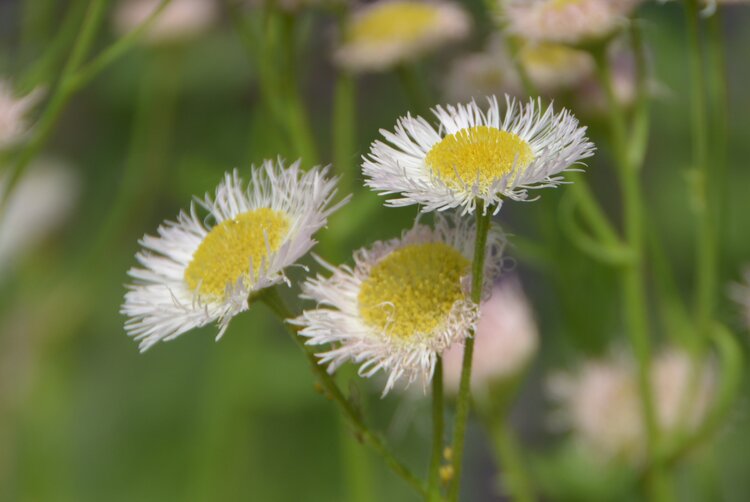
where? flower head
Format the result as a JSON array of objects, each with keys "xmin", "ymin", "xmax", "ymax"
[
  {"xmin": 122, "ymin": 159, "xmax": 346, "ymax": 351},
  {"xmin": 294, "ymin": 213, "xmax": 507, "ymax": 395},
  {"xmin": 0, "ymin": 80, "xmax": 42, "ymax": 150},
  {"xmin": 335, "ymin": 0, "xmax": 471, "ymax": 73},
  {"xmin": 549, "ymin": 346, "xmax": 716, "ymax": 462},
  {"xmin": 442, "ymin": 277, "xmax": 538, "ymax": 397},
  {"xmin": 364, "ymin": 95, "xmax": 594, "ymax": 214},
  {"xmin": 502, "ymin": 0, "xmax": 643, "ymax": 46},
  {"xmin": 113, "ymin": 0, "xmax": 218, "ymax": 44}
]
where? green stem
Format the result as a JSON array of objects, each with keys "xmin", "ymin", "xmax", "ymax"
[
  {"xmin": 87, "ymin": 48, "xmax": 182, "ymax": 265},
  {"xmin": 0, "ymin": 0, "xmax": 108, "ymax": 215},
  {"xmin": 428, "ymin": 357, "xmax": 445, "ymax": 501},
  {"xmin": 260, "ymin": 288, "xmax": 427, "ymax": 497},
  {"xmin": 488, "ymin": 418, "xmax": 534, "ymax": 502},
  {"xmin": 69, "ymin": 0, "xmax": 174, "ymax": 91},
  {"xmin": 279, "ymin": 13, "xmax": 318, "ymax": 165},
  {"xmin": 593, "ymin": 40, "xmax": 667, "ymax": 502},
  {"xmin": 685, "ymin": 0, "xmax": 715, "ymax": 341},
  {"xmin": 332, "ymin": 70, "xmax": 357, "ymax": 194},
  {"xmin": 396, "ymin": 64, "xmax": 432, "ymax": 118},
  {"xmin": 448, "ymin": 206, "xmax": 492, "ymax": 502},
  {"xmin": 706, "ymin": 10, "xmax": 728, "ymax": 288}
]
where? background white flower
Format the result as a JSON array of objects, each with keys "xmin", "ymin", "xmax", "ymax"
[
  {"xmin": 0, "ymin": 79, "xmax": 43, "ymax": 150},
  {"xmin": 335, "ymin": 0, "xmax": 471, "ymax": 73},
  {"xmin": 113, "ymin": 0, "xmax": 218, "ymax": 45}
]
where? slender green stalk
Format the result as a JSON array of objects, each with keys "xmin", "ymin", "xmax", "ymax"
[
  {"xmin": 396, "ymin": 64, "xmax": 431, "ymax": 118},
  {"xmin": 69, "ymin": 0, "xmax": 174, "ymax": 91},
  {"xmin": 593, "ymin": 39, "xmax": 668, "ymax": 502},
  {"xmin": 706, "ymin": 10, "xmax": 728, "ymax": 284},
  {"xmin": 0, "ymin": 0, "xmax": 108, "ymax": 217},
  {"xmin": 488, "ymin": 418, "xmax": 534, "ymax": 502},
  {"xmin": 279, "ymin": 13, "xmax": 319, "ymax": 164},
  {"xmin": 448, "ymin": 206, "xmax": 492, "ymax": 502},
  {"xmin": 259, "ymin": 288, "xmax": 427, "ymax": 497},
  {"xmin": 332, "ymin": 70, "xmax": 357, "ymax": 193},
  {"xmin": 1, "ymin": 0, "xmax": 173, "ymax": 220},
  {"xmin": 685, "ymin": 0, "xmax": 715, "ymax": 341},
  {"xmin": 86, "ymin": 48, "xmax": 183, "ymax": 264},
  {"xmin": 428, "ymin": 357, "xmax": 445, "ymax": 501}
]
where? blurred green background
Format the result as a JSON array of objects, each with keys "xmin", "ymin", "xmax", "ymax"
[{"xmin": 1, "ymin": 1, "xmax": 750, "ymax": 501}]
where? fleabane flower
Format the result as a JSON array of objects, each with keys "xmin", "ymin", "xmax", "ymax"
[
  {"xmin": 364, "ymin": 95, "xmax": 594, "ymax": 214},
  {"xmin": 442, "ymin": 277, "xmax": 538, "ymax": 398},
  {"xmin": 122, "ymin": 160, "xmax": 346, "ymax": 352},
  {"xmin": 294, "ymin": 213, "xmax": 507, "ymax": 395},
  {"xmin": 113, "ymin": 0, "xmax": 218, "ymax": 45},
  {"xmin": 549, "ymin": 346, "xmax": 716, "ymax": 462},
  {"xmin": 502, "ymin": 0, "xmax": 643, "ymax": 46},
  {"xmin": 335, "ymin": 0, "xmax": 471, "ymax": 73},
  {"xmin": 0, "ymin": 79, "xmax": 43, "ymax": 150}
]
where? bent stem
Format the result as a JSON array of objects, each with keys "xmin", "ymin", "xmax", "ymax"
[
  {"xmin": 592, "ymin": 43, "xmax": 668, "ymax": 501},
  {"xmin": 448, "ymin": 205, "xmax": 492, "ymax": 502},
  {"xmin": 487, "ymin": 416, "xmax": 534, "ymax": 502},
  {"xmin": 685, "ymin": 0, "xmax": 716, "ymax": 342},
  {"xmin": 259, "ymin": 287, "xmax": 427, "ymax": 497},
  {"xmin": 428, "ymin": 357, "xmax": 445, "ymax": 501}
]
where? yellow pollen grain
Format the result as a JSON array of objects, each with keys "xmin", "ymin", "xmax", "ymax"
[
  {"xmin": 358, "ymin": 242, "xmax": 469, "ymax": 340},
  {"xmin": 425, "ymin": 126, "xmax": 534, "ymax": 191},
  {"xmin": 347, "ymin": 2, "xmax": 439, "ymax": 44},
  {"xmin": 184, "ymin": 208, "xmax": 290, "ymax": 299}
]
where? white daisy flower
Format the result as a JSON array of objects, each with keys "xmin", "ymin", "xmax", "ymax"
[
  {"xmin": 113, "ymin": 0, "xmax": 218, "ymax": 45},
  {"xmin": 294, "ymin": 213, "xmax": 507, "ymax": 395},
  {"xmin": 334, "ymin": 0, "xmax": 471, "ymax": 73},
  {"xmin": 0, "ymin": 79, "xmax": 43, "ymax": 150},
  {"xmin": 121, "ymin": 159, "xmax": 347, "ymax": 352},
  {"xmin": 501, "ymin": 0, "xmax": 643, "ymax": 46},
  {"xmin": 363, "ymin": 95, "xmax": 594, "ymax": 215}
]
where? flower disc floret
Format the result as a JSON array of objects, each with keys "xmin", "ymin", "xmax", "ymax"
[
  {"xmin": 426, "ymin": 126, "xmax": 534, "ymax": 191},
  {"xmin": 358, "ymin": 242, "xmax": 470, "ymax": 340},
  {"xmin": 184, "ymin": 208, "xmax": 290, "ymax": 299}
]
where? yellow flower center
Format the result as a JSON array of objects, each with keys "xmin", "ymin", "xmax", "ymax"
[
  {"xmin": 358, "ymin": 242, "xmax": 470, "ymax": 340},
  {"xmin": 519, "ymin": 43, "xmax": 586, "ymax": 70},
  {"xmin": 347, "ymin": 2, "xmax": 439, "ymax": 44},
  {"xmin": 184, "ymin": 208, "xmax": 290, "ymax": 299},
  {"xmin": 549, "ymin": 0, "xmax": 586, "ymax": 8},
  {"xmin": 425, "ymin": 126, "xmax": 534, "ymax": 190}
]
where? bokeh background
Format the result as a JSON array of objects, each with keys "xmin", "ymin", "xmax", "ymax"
[{"xmin": 1, "ymin": 0, "xmax": 750, "ymax": 500}]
